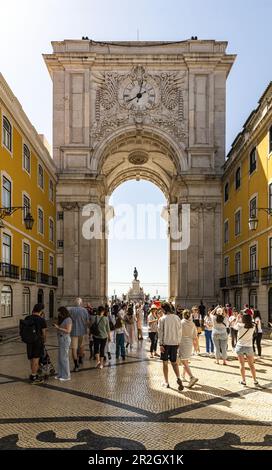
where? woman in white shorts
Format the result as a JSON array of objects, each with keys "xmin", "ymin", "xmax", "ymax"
[
  {"xmin": 179, "ymin": 310, "xmax": 199, "ymax": 388},
  {"xmin": 234, "ymin": 312, "xmax": 259, "ymax": 386}
]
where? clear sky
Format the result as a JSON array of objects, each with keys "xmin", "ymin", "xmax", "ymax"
[{"xmin": 1, "ymin": 0, "xmax": 271, "ymax": 296}]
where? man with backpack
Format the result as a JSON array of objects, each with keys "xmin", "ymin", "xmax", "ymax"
[{"xmin": 20, "ymin": 303, "xmax": 47, "ymax": 384}]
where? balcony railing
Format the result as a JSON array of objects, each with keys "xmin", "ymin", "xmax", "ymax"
[
  {"xmin": 261, "ymin": 266, "xmax": 272, "ymax": 284},
  {"xmin": 242, "ymin": 270, "xmax": 259, "ymax": 285},
  {"xmin": 220, "ymin": 277, "xmax": 228, "ymax": 288},
  {"xmin": 229, "ymin": 274, "xmax": 242, "ymax": 286},
  {"xmin": 37, "ymin": 272, "xmax": 49, "ymax": 285},
  {"xmin": 0, "ymin": 262, "xmax": 19, "ymax": 279},
  {"xmin": 48, "ymin": 275, "xmax": 58, "ymax": 287},
  {"xmin": 21, "ymin": 268, "xmax": 37, "ymax": 282}
]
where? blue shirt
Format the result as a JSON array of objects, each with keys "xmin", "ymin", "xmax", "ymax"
[{"xmin": 68, "ymin": 306, "xmax": 89, "ymax": 336}]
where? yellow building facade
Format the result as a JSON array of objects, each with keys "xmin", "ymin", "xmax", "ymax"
[
  {"xmin": 222, "ymin": 83, "xmax": 272, "ymax": 324},
  {"xmin": 0, "ymin": 74, "xmax": 57, "ymax": 328}
]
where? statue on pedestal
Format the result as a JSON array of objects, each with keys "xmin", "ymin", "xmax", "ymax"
[{"xmin": 133, "ymin": 267, "xmax": 138, "ymax": 281}]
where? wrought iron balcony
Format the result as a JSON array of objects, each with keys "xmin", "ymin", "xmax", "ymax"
[
  {"xmin": 0, "ymin": 262, "xmax": 19, "ymax": 279},
  {"xmin": 242, "ymin": 270, "xmax": 259, "ymax": 285},
  {"xmin": 48, "ymin": 276, "xmax": 58, "ymax": 286},
  {"xmin": 229, "ymin": 274, "xmax": 242, "ymax": 286},
  {"xmin": 220, "ymin": 277, "xmax": 228, "ymax": 288},
  {"xmin": 37, "ymin": 272, "xmax": 49, "ymax": 285},
  {"xmin": 21, "ymin": 268, "xmax": 37, "ymax": 282},
  {"xmin": 261, "ymin": 266, "xmax": 272, "ymax": 284}
]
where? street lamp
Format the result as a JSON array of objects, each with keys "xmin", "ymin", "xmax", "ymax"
[
  {"xmin": 248, "ymin": 208, "xmax": 272, "ymax": 231},
  {"xmin": 0, "ymin": 207, "xmax": 34, "ymax": 230}
]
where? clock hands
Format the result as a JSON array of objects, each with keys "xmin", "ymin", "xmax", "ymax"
[{"xmin": 126, "ymin": 90, "xmax": 146, "ymax": 103}]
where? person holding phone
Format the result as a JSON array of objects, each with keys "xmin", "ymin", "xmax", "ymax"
[{"xmin": 53, "ymin": 306, "xmax": 72, "ymax": 381}]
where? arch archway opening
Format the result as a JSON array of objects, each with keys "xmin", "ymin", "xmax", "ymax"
[{"xmin": 107, "ymin": 179, "xmax": 168, "ymax": 301}]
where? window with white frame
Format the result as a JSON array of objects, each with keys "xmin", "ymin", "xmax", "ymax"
[
  {"xmin": 269, "ymin": 183, "xmax": 272, "ymax": 212},
  {"xmin": 2, "ymin": 176, "xmax": 11, "ymax": 210},
  {"xmin": 224, "ymin": 182, "xmax": 229, "ymax": 202},
  {"xmin": 224, "ymin": 220, "xmax": 229, "ymax": 243},
  {"xmin": 37, "ymin": 250, "xmax": 43, "ymax": 273},
  {"xmin": 249, "ymin": 147, "xmax": 257, "ymax": 174},
  {"xmin": 3, "ymin": 117, "xmax": 12, "ymax": 151},
  {"xmin": 49, "ymin": 179, "xmax": 54, "ymax": 202},
  {"xmin": 235, "ymin": 252, "xmax": 241, "ymax": 275},
  {"xmin": 235, "ymin": 167, "xmax": 241, "ymax": 190},
  {"xmin": 269, "ymin": 237, "xmax": 272, "ymax": 266},
  {"xmin": 23, "ymin": 243, "xmax": 30, "ymax": 269},
  {"xmin": 23, "ymin": 144, "xmax": 30, "ymax": 173},
  {"xmin": 38, "ymin": 208, "xmax": 44, "ymax": 234},
  {"xmin": 22, "ymin": 287, "xmax": 30, "ymax": 315},
  {"xmin": 49, "ymin": 218, "xmax": 54, "ymax": 242},
  {"xmin": 250, "ymin": 196, "xmax": 257, "ymax": 218},
  {"xmin": 38, "ymin": 164, "xmax": 44, "ymax": 189},
  {"xmin": 250, "ymin": 245, "xmax": 257, "ymax": 271},
  {"xmin": 224, "ymin": 257, "xmax": 229, "ymax": 278},
  {"xmin": 49, "ymin": 256, "xmax": 54, "ymax": 276},
  {"xmin": 2, "ymin": 233, "xmax": 11, "ymax": 264},
  {"xmin": 1, "ymin": 285, "xmax": 12, "ymax": 317},
  {"xmin": 23, "ymin": 194, "xmax": 30, "ymax": 219},
  {"xmin": 235, "ymin": 210, "xmax": 241, "ymax": 236}
]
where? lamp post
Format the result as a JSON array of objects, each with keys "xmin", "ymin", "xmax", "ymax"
[
  {"xmin": 248, "ymin": 208, "xmax": 272, "ymax": 231},
  {"xmin": 0, "ymin": 207, "xmax": 34, "ymax": 230}
]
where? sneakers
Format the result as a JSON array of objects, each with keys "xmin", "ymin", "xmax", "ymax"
[
  {"xmin": 162, "ymin": 382, "xmax": 170, "ymax": 388},
  {"xmin": 30, "ymin": 375, "xmax": 44, "ymax": 385},
  {"xmin": 239, "ymin": 380, "xmax": 246, "ymax": 386},
  {"xmin": 188, "ymin": 377, "xmax": 199, "ymax": 389},
  {"xmin": 59, "ymin": 377, "xmax": 71, "ymax": 382},
  {"xmin": 177, "ymin": 378, "xmax": 184, "ymax": 391}
]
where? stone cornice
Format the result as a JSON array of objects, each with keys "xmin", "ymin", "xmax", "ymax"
[{"xmin": 0, "ymin": 73, "xmax": 57, "ymax": 179}]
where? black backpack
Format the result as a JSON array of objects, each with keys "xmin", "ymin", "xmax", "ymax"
[
  {"xmin": 19, "ymin": 316, "xmax": 41, "ymax": 344},
  {"xmin": 90, "ymin": 317, "xmax": 103, "ymax": 336}
]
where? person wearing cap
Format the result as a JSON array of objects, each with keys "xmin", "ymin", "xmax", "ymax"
[
  {"xmin": 148, "ymin": 304, "xmax": 159, "ymax": 358},
  {"xmin": 157, "ymin": 302, "xmax": 183, "ymax": 391}
]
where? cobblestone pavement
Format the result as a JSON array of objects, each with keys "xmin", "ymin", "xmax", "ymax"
[{"xmin": 0, "ymin": 327, "xmax": 271, "ymax": 450}]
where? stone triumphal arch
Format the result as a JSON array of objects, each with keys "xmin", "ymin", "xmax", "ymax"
[{"xmin": 44, "ymin": 39, "xmax": 235, "ymax": 307}]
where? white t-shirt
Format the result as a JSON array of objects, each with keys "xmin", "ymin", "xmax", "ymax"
[
  {"xmin": 235, "ymin": 323, "xmax": 254, "ymax": 347},
  {"xmin": 158, "ymin": 314, "xmax": 182, "ymax": 345},
  {"xmin": 254, "ymin": 317, "xmax": 262, "ymax": 333}
]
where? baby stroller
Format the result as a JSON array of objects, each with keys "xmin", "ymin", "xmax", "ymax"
[{"xmin": 38, "ymin": 346, "xmax": 55, "ymax": 379}]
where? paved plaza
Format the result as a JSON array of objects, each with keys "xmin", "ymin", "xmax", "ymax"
[{"xmin": 0, "ymin": 328, "xmax": 271, "ymax": 450}]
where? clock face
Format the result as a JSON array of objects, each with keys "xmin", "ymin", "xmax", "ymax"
[{"xmin": 123, "ymin": 80, "xmax": 156, "ymax": 111}]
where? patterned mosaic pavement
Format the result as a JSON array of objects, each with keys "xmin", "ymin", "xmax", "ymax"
[{"xmin": 0, "ymin": 328, "xmax": 271, "ymax": 450}]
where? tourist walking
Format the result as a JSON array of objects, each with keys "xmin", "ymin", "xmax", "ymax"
[
  {"xmin": 253, "ymin": 310, "xmax": 263, "ymax": 357},
  {"xmin": 20, "ymin": 303, "xmax": 47, "ymax": 384},
  {"xmin": 86, "ymin": 303, "xmax": 96, "ymax": 359},
  {"xmin": 68, "ymin": 298, "xmax": 89, "ymax": 372},
  {"xmin": 124, "ymin": 305, "xmax": 136, "ymax": 349},
  {"xmin": 192, "ymin": 306, "xmax": 201, "ymax": 354},
  {"xmin": 90, "ymin": 305, "xmax": 111, "ymax": 369},
  {"xmin": 148, "ymin": 304, "xmax": 159, "ymax": 358},
  {"xmin": 53, "ymin": 306, "xmax": 72, "ymax": 381},
  {"xmin": 199, "ymin": 300, "xmax": 206, "ymax": 326},
  {"xmin": 203, "ymin": 308, "xmax": 214, "ymax": 355},
  {"xmin": 157, "ymin": 302, "xmax": 183, "ymax": 391},
  {"xmin": 234, "ymin": 312, "xmax": 259, "ymax": 386},
  {"xmin": 211, "ymin": 306, "xmax": 228, "ymax": 365},
  {"xmin": 136, "ymin": 303, "xmax": 144, "ymax": 340},
  {"xmin": 115, "ymin": 317, "xmax": 129, "ymax": 360},
  {"xmin": 179, "ymin": 310, "xmax": 199, "ymax": 388},
  {"xmin": 229, "ymin": 309, "xmax": 238, "ymax": 350},
  {"xmin": 104, "ymin": 308, "xmax": 116, "ymax": 362}
]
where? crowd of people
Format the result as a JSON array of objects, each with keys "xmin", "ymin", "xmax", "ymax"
[{"xmin": 20, "ymin": 298, "xmax": 265, "ymax": 390}]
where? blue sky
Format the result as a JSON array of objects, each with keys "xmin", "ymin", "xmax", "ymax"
[{"xmin": 1, "ymin": 0, "xmax": 271, "ymax": 296}]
